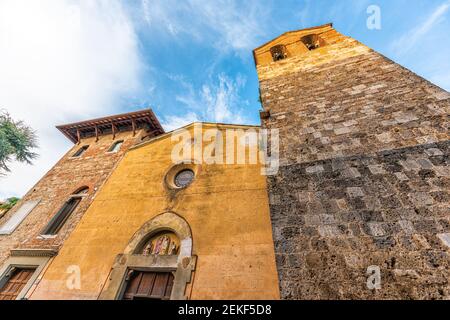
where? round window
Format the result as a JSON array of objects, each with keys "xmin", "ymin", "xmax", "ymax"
[{"xmin": 174, "ymin": 169, "xmax": 195, "ymax": 188}]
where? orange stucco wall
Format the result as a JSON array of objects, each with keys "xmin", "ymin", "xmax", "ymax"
[{"xmin": 30, "ymin": 123, "xmax": 280, "ymax": 300}]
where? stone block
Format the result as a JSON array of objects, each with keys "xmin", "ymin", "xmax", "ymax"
[
  {"xmin": 346, "ymin": 187, "xmax": 365, "ymax": 198},
  {"xmin": 400, "ymin": 160, "xmax": 421, "ymax": 171},
  {"xmin": 318, "ymin": 225, "xmax": 342, "ymax": 238},
  {"xmin": 437, "ymin": 234, "xmax": 450, "ymax": 248},
  {"xmin": 376, "ymin": 132, "xmax": 394, "ymax": 143},
  {"xmin": 425, "ymin": 148, "xmax": 444, "ymax": 157},
  {"xmin": 408, "ymin": 193, "xmax": 435, "ymax": 207},
  {"xmin": 368, "ymin": 165, "xmax": 386, "ymax": 175},
  {"xmin": 342, "ymin": 167, "xmax": 361, "ymax": 179},
  {"xmin": 306, "ymin": 165, "xmax": 325, "ymax": 174},
  {"xmin": 297, "ymin": 191, "xmax": 313, "ymax": 203},
  {"xmin": 395, "ymin": 172, "xmax": 409, "ymax": 181},
  {"xmin": 398, "ymin": 220, "xmax": 415, "ymax": 235},
  {"xmin": 418, "ymin": 159, "xmax": 434, "ymax": 170},
  {"xmin": 367, "ymin": 223, "xmax": 386, "ymax": 237},
  {"xmin": 305, "ymin": 215, "xmax": 321, "ymax": 226},
  {"xmin": 334, "ymin": 127, "xmax": 352, "ymax": 135}
]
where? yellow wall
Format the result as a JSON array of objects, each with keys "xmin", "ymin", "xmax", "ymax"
[{"xmin": 30, "ymin": 123, "xmax": 280, "ymax": 300}]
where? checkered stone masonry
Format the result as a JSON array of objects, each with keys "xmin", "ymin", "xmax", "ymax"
[
  {"xmin": 269, "ymin": 141, "xmax": 449, "ymax": 299},
  {"xmin": 256, "ymin": 26, "xmax": 450, "ymax": 299}
]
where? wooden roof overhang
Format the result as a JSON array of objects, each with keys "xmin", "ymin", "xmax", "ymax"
[{"xmin": 56, "ymin": 109, "xmax": 164, "ymax": 144}]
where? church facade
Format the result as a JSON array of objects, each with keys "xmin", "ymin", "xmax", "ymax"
[
  {"xmin": 30, "ymin": 123, "xmax": 280, "ymax": 300},
  {"xmin": 0, "ymin": 24, "xmax": 449, "ymax": 300}
]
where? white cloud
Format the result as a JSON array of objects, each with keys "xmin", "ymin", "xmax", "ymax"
[
  {"xmin": 161, "ymin": 73, "xmax": 249, "ymax": 130},
  {"xmin": 0, "ymin": 0, "xmax": 143, "ymax": 199},
  {"xmin": 202, "ymin": 74, "xmax": 247, "ymax": 123},
  {"xmin": 162, "ymin": 73, "xmax": 249, "ymax": 130},
  {"xmin": 142, "ymin": 0, "xmax": 152, "ymax": 25},
  {"xmin": 140, "ymin": 0, "xmax": 270, "ymax": 51},
  {"xmin": 161, "ymin": 112, "xmax": 201, "ymax": 132},
  {"xmin": 391, "ymin": 1, "xmax": 450, "ymax": 56}
]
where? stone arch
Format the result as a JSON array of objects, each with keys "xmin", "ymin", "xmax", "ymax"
[
  {"xmin": 300, "ymin": 34, "xmax": 326, "ymax": 51},
  {"xmin": 72, "ymin": 186, "xmax": 89, "ymax": 195},
  {"xmin": 124, "ymin": 212, "xmax": 193, "ymax": 262},
  {"xmin": 98, "ymin": 212, "xmax": 196, "ymax": 300},
  {"xmin": 270, "ymin": 44, "xmax": 288, "ymax": 61}
]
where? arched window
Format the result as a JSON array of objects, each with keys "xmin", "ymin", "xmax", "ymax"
[
  {"xmin": 99, "ymin": 212, "xmax": 195, "ymax": 301},
  {"xmin": 41, "ymin": 187, "xmax": 89, "ymax": 236},
  {"xmin": 300, "ymin": 34, "xmax": 324, "ymax": 51},
  {"xmin": 270, "ymin": 44, "xmax": 288, "ymax": 62},
  {"xmin": 141, "ymin": 231, "xmax": 180, "ymax": 256},
  {"xmin": 73, "ymin": 187, "xmax": 89, "ymax": 195},
  {"xmin": 108, "ymin": 140, "xmax": 124, "ymax": 153}
]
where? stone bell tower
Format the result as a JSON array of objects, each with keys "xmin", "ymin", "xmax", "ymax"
[{"xmin": 254, "ymin": 23, "xmax": 450, "ymax": 299}]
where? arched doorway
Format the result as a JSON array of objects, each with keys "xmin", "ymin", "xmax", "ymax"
[
  {"xmin": 98, "ymin": 212, "xmax": 196, "ymax": 300},
  {"xmin": 122, "ymin": 231, "xmax": 180, "ymax": 300}
]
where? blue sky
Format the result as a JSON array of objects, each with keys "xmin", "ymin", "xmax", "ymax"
[
  {"xmin": 128, "ymin": 0, "xmax": 450, "ymax": 128},
  {"xmin": 1, "ymin": 0, "xmax": 450, "ymax": 198}
]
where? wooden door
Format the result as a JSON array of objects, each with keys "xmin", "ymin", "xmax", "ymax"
[
  {"xmin": 0, "ymin": 268, "xmax": 36, "ymax": 300},
  {"xmin": 122, "ymin": 271, "xmax": 174, "ymax": 300}
]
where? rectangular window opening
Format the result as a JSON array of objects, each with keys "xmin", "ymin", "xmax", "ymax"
[
  {"xmin": 72, "ymin": 145, "xmax": 89, "ymax": 158},
  {"xmin": 0, "ymin": 200, "xmax": 40, "ymax": 235},
  {"xmin": 0, "ymin": 267, "xmax": 37, "ymax": 300},
  {"xmin": 122, "ymin": 271, "xmax": 174, "ymax": 300},
  {"xmin": 41, "ymin": 197, "xmax": 82, "ymax": 236}
]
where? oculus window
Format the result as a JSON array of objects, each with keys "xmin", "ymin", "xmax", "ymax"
[{"xmin": 174, "ymin": 169, "xmax": 195, "ymax": 188}]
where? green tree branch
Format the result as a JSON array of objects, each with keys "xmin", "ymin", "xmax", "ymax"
[{"xmin": 0, "ymin": 110, "xmax": 38, "ymax": 175}]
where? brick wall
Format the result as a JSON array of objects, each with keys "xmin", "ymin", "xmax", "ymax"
[
  {"xmin": 0, "ymin": 130, "xmax": 146, "ymax": 265},
  {"xmin": 256, "ymin": 26, "xmax": 450, "ymax": 299}
]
